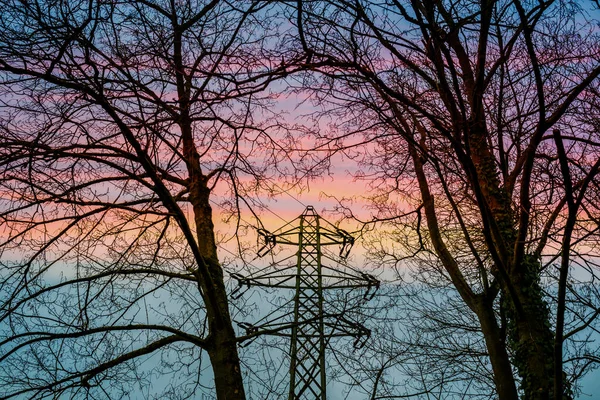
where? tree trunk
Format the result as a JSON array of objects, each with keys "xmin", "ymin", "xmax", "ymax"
[
  {"xmin": 207, "ymin": 281, "xmax": 247, "ymax": 400},
  {"xmin": 185, "ymin": 130, "xmax": 246, "ymax": 399},
  {"xmin": 193, "ymin": 189, "xmax": 247, "ymax": 400},
  {"xmin": 475, "ymin": 298, "xmax": 519, "ymax": 400},
  {"xmin": 193, "ymin": 199, "xmax": 247, "ymax": 399},
  {"xmin": 506, "ymin": 256, "xmax": 555, "ymax": 400},
  {"xmin": 208, "ymin": 335, "xmax": 245, "ymax": 399},
  {"xmin": 409, "ymin": 135, "xmax": 519, "ymax": 399},
  {"xmin": 468, "ymin": 125, "xmax": 555, "ymax": 399}
]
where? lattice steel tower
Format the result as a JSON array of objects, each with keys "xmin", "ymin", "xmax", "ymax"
[{"xmin": 232, "ymin": 206, "xmax": 379, "ymax": 400}]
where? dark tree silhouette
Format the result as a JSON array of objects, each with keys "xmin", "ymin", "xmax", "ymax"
[
  {"xmin": 288, "ymin": 0, "xmax": 600, "ymax": 398},
  {"xmin": 0, "ymin": 1, "xmax": 298, "ymax": 398}
]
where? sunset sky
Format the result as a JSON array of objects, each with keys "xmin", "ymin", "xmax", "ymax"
[{"xmin": 2, "ymin": 1, "xmax": 600, "ymax": 399}]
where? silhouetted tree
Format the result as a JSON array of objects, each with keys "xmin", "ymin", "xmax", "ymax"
[
  {"xmin": 289, "ymin": 0, "xmax": 600, "ymax": 398},
  {"xmin": 0, "ymin": 1, "xmax": 297, "ymax": 398}
]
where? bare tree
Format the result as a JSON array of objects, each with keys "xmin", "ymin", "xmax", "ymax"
[
  {"xmin": 0, "ymin": 1, "xmax": 297, "ymax": 398},
  {"xmin": 286, "ymin": 0, "xmax": 600, "ymax": 399}
]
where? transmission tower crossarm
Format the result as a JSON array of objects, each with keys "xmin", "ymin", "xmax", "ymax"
[{"xmin": 233, "ymin": 206, "xmax": 378, "ymax": 400}]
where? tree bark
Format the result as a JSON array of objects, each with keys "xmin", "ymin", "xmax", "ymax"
[
  {"xmin": 206, "ymin": 260, "xmax": 246, "ymax": 400},
  {"xmin": 475, "ymin": 298, "xmax": 519, "ymax": 400},
  {"xmin": 183, "ymin": 121, "xmax": 246, "ymax": 399},
  {"xmin": 507, "ymin": 257, "xmax": 555, "ymax": 400},
  {"xmin": 207, "ymin": 302, "xmax": 246, "ymax": 400},
  {"xmin": 189, "ymin": 173, "xmax": 246, "ymax": 400},
  {"xmin": 468, "ymin": 124, "xmax": 555, "ymax": 400},
  {"xmin": 409, "ymin": 137, "xmax": 519, "ymax": 400}
]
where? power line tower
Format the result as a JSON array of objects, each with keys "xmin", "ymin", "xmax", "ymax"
[{"xmin": 232, "ymin": 206, "xmax": 379, "ymax": 400}]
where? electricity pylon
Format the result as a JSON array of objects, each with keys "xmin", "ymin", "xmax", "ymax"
[{"xmin": 232, "ymin": 206, "xmax": 379, "ymax": 400}]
